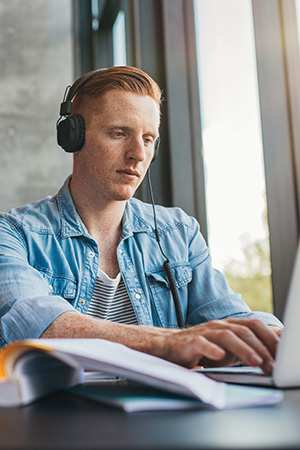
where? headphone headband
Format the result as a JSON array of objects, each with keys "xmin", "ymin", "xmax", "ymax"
[{"xmin": 59, "ymin": 69, "xmax": 106, "ymax": 117}]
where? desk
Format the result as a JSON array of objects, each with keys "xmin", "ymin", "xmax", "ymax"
[{"xmin": 1, "ymin": 388, "xmax": 300, "ymax": 449}]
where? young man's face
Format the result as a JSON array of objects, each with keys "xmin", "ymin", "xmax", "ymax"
[{"xmin": 73, "ymin": 90, "xmax": 160, "ymax": 205}]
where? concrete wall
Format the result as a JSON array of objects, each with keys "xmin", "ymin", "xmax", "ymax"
[{"xmin": 0, "ymin": 0, "xmax": 74, "ymax": 211}]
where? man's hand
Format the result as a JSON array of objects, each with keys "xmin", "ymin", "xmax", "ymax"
[
  {"xmin": 42, "ymin": 312, "xmax": 280, "ymax": 375},
  {"xmin": 161, "ymin": 318, "xmax": 280, "ymax": 374}
]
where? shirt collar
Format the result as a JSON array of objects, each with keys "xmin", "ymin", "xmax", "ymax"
[
  {"xmin": 56, "ymin": 176, "xmax": 153, "ymax": 239},
  {"xmin": 56, "ymin": 176, "xmax": 89, "ymax": 238},
  {"xmin": 121, "ymin": 199, "xmax": 153, "ymax": 239}
]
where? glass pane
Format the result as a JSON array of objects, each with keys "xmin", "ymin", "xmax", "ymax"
[
  {"xmin": 296, "ymin": 0, "xmax": 300, "ymax": 41},
  {"xmin": 113, "ymin": 11, "xmax": 127, "ymax": 66},
  {"xmin": 194, "ymin": 0, "xmax": 273, "ymax": 312}
]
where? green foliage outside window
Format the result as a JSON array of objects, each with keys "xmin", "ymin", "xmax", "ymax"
[{"xmin": 223, "ymin": 232, "xmax": 273, "ymax": 313}]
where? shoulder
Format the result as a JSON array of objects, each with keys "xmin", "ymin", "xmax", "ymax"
[{"xmin": 0, "ymin": 195, "xmax": 59, "ymax": 233}]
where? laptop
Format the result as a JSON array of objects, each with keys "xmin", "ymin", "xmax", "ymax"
[{"xmin": 197, "ymin": 242, "xmax": 300, "ymax": 388}]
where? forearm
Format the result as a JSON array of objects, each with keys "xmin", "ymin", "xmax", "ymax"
[
  {"xmin": 40, "ymin": 312, "xmax": 281, "ymax": 374},
  {"xmin": 41, "ymin": 311, "xmax": 174, "ymax": 358}
]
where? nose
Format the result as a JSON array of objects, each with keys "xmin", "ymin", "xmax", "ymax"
[{"xmin": 127, "ymin": 136, "xmax": 146, "ymax": 162}]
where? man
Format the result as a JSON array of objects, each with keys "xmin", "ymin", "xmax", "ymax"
[{"xmin": 0, "ymin": 66, "xmax": 282, "ymax": 373}]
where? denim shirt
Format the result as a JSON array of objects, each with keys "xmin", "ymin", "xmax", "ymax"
[{"xmin": 0, "ymin": 177, "xmax": 282, "ymax": 347}]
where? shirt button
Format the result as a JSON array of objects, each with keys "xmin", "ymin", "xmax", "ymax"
[
  {"xmin": 135, "ymin": 293, "xmax": 141, "ymax": 300},
  {"xmin": 89, "ymin": 251, "xmax": 95, "ymax": 257},
  {"xmin": 49, "ymin": 285, "xmax": 53, "ymax": 291},
  {"xmin": 79, "ymin": 299, "xmax": 86, "ymax": 305},
  {"xmin": 119, "ymin": 249, "xmax": 123, "ymax": 255}
]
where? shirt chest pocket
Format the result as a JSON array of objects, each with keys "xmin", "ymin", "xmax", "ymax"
[{"xmin": 146, "ymin": 264, "xmax": 192, "ymax": 328}]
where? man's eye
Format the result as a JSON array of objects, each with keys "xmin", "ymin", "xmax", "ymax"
[{"xmin": 109, "ymin": 131, "xmax": 126, "ymax": 139}]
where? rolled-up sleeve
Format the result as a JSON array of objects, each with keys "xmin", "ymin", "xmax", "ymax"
[{"xmin": 0, "ymin": 217, "xmax": 75, "ymax": 346}]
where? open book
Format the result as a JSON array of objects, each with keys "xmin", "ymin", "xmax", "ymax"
[{"xmin": 0, "ymin": 338, "xmax": 283, "ymax": 409}]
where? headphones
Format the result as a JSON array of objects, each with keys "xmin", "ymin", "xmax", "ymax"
[{"xmin": 57, "ymin": 68, "xmax": 160, "ymax": 161}]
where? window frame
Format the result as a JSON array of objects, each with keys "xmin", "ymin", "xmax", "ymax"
[
  {"xmin": 252, "ymin": 0, "xmax": 300, "ymax": 319},
  {"xmin": 72, "ymin": 0, "xmax": 300, "ymax": 319}
]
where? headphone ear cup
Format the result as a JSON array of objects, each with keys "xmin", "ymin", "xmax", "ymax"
[
  {"xmin": 57, "ymin": 115, "xmax": 85, "ymax": 153},
  {"xmin": 152, "ymin": 137, "xmax": 160, "ymax": 162}
]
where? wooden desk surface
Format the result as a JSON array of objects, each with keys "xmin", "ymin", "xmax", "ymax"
[{"xmin": 1, "ymin": 388, "xmax": 300, "ymax": 449}]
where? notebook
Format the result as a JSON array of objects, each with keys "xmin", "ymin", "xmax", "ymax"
[{"xmin": 198, "ymin": 242, "xmax": 300, "ymax": 388}]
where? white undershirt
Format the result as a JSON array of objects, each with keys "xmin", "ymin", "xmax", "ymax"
[{"xmin": 86, "ymin": 268, "xmax": 138, "ymax": 325}]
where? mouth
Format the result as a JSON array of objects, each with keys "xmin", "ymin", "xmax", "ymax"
[{"xmin": 117, "ymin": 169, "xmax": 141, "ymax": 180}]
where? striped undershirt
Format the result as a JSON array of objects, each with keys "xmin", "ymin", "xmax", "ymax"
[{"xmin": 86, "ymin": 268, "xmax": 138, "ymax": 325}]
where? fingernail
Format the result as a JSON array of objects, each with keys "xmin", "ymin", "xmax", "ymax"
[{"xmin": 250, "ymin": 354, "xmax": 263, "ymax": 365}]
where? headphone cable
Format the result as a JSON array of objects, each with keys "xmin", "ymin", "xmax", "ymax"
[{"xmin": 146, "ymin": 170, "xmax": 185, "ymax": 328}]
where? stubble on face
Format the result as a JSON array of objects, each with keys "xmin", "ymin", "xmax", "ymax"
[{"xmin": 72, "ymin": 90, "xmax": 160, "ymax": 207}]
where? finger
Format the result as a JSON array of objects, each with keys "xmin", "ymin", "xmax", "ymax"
[
  {"xmin": 168, "ymin": 335, "xmax": 226, "ymax": 368},
  {"xmin": 215, "ymin": 328, "xmax": 267, "ymax": 366},
  {"xmin": 194, "ymin": 335, "xmax": 226, "ymax": 362},
  {"xmin": 185, "ymin": 321, "xmax": 267, "ymax": 368},
  {"xmin": 196, "ymin": 319, "xmax": 275, "ymax": 367},
  {"xmin": 226, "ymin": 324, "xmax": 275, "ymax": 373},
  {"xmin": 226, "ymin": 318, "xmax": 279, "ymax": 358}
]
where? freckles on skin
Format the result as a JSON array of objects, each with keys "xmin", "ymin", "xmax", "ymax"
[{"xmin": 73, "ymin": 91, "xmax": 160, "ymax": 204}]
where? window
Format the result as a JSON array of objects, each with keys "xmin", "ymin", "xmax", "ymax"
[
  {"xmin": 73, "ymin": 0, "xmax": 300, "ymax": 319},
  {"xmin": 296, "ymin": 0, "xmax": 300, "ymax": 44},
  {"xmin": 113, "ymin": 10, "xmax": 127, "ymax": 66},
  {"xmin": 194, "ymin": 0, "xmax": 273, "ymax": 312}
]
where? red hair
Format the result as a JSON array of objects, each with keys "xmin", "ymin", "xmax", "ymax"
[{"xmin": 72, "ymin": 66, "xmax": 162, "ymax": 112}]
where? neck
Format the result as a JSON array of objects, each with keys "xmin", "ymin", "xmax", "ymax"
[{"xmin": 69, "ymin": 176, "xmax": 125, "ymax": 242}]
